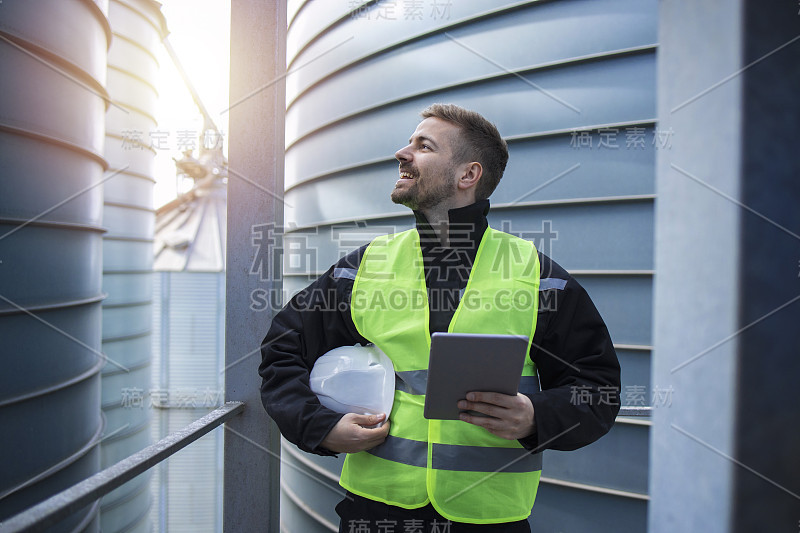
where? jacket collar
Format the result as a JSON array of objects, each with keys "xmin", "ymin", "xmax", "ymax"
[{"xmin": 413, "ymin": 199, "xmax": 490, "ymax": 250}]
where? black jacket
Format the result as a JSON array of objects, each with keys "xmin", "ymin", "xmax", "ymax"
[{"xmin": 259, "ymin": 200, "xmax": 621, "ymax": 456}]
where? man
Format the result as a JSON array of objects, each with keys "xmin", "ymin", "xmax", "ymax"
[{"xmin": 259, "ymin": 104, "xmax": 620, "ymax": 532}]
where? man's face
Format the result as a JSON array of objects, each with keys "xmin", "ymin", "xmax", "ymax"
[{"xmin": 391, "ymin": 117, "xmax": 462, "ymax": 211}]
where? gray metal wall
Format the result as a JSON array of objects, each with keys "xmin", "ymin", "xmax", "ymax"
[
  {"xmin": 281, "ymin": 0, "xmax": 656, "ymax": 531},
  {"xmin": 100, "ymin": 0, "xmax": 165, "ymax": 531},
  {"xmin": 0, "ymin": 0, "xmax": 111, "ymax": 530}
]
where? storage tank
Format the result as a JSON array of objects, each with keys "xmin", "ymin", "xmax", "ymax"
[
  {"xmin": 0, "ymin": 0, "xmax": 111, "ymax": 530},
  {"xmin": 100, "ymin": 0, "xmax": 166, "ymax": 531},
  {"xmin": 280, "ymin": 0, "xmax": 656, "ymax": 531}
]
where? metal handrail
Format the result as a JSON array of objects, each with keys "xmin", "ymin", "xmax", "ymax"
[
  {"xmin": 0, "ymin": 402, "xmax": 244, "ymax": 533},
  {"xmin": 0, "ymin": 400, "xmax": 647, "ymax": 531},
  {"xmin": 618, "ymin": 406, "xmax": 652, "ymax": 417}
]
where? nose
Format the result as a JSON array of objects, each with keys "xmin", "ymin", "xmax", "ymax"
[{"xmin": 395, "ymin": 144, "xmax": 411, "ymax": 163}]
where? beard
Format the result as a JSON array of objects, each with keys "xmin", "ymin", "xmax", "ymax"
[{"xmin": 390, "ymin": 169, "xmax": 456, "ymax": 211}]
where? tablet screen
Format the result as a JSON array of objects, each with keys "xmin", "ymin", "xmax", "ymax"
[{"xmin": 423, "ymin": 333, "xmax": 529, "ymax": 420}]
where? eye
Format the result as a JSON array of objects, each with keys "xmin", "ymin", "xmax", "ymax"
[{"xmin": 421, "ymin": 143, "xmax": 432, "ymax": 150}]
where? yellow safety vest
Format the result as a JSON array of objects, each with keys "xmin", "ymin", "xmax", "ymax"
[{"xmin": 342, "ymin": 227, "xmax": 542, "ymax": 524}]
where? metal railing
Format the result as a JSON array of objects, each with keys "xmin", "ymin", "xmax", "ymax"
[
  {"xmin": 0, "ymin": 402, "xmax": 244, "ymax": 533},
  {"xmin": 0, "ymin": 402, "xmax": 650, "ymax": 532},
  {"xmin": 617, "ymin": 406, "xmax": 652, "ymax": 417}
]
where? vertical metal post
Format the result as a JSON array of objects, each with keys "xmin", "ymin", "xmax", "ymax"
[
  {"xmin": 732, "ymin": 2, "xmax": 800, "ymax": 530},
  {"xmin": 650, "ymin": 2, "xmax": 800, "ymax": 532},
  {"xmin": 225, "ymin": 1, "xmax": 287, "ymax": 532}
]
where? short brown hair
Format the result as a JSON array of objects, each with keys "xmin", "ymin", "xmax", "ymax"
[{"xmin": 420, "ymin": 103, "xmax": 508, "ymax": 200}]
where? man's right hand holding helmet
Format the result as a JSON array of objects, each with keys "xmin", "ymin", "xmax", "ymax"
[{"xmin": 321, "ymin": 413, "xmax": 390, "ymax": 453}]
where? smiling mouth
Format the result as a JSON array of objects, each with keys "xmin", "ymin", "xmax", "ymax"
[{"xmin": 399, "ymin": 171, "xmax": 414, "ymax": 180}]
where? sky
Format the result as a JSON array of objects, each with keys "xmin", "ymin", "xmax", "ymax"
[{"xmin": 152, "ymin": 0, "xmax": 231, "ymax": 208}]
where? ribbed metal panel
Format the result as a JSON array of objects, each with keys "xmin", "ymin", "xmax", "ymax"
[
  {"xmin": 156, "ymin": 409, "xmax": 223, "ymax": 533},
  {"xmin": 279, "ymin": 438, "xmax": 343, "ymax": 533},
  {"xmin": 149, "ymin": 272, "xmax": 225, "ymax": 532},
  {"xmin": 282, "ymin": 1, "xmax": 656, "ymax": 531},
  {"xmin": 0, "ymin": 0, "xmax": 110, "ymax": 530},
  {"xmin": 157, "ymin": 273, "xmax": 225, "ymax": 394},
  {"xmin": 100, "ymin": 0, "xmax": 165, "ymax": 531}
]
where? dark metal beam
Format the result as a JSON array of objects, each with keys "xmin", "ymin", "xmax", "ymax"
[
  {"xmin": 225, "ymin": 1, "xmax": 287, "ymax": 532},
  {"xmin": 733, "ymin": 2, "xmax": 800, "ymax": 530}
]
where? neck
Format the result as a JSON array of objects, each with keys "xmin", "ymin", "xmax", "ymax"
[{"xmin": 419, "ymin": 206, "xmax": 451, "ymax": 247}]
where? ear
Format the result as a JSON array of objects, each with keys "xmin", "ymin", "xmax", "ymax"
[{"xmin": 457, "ymin": 161, "xmax": 482, "ymax": 191}]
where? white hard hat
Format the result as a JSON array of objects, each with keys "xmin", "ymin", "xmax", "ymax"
[{"xmin": 310, "ymin": 344, "xmax": 395, "ymax": 419}]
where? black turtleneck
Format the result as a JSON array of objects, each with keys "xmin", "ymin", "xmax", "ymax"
[{"xmin": 413, "ymin": 199, "xmax": 490, "ymax": 335}]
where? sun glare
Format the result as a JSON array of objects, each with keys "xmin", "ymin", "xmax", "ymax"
[{"xmin": 153, "ymin": 0, "xmax": 231, "ymax": 208}]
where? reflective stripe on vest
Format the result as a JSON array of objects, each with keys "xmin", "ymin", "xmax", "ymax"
[
  {"xmin": 343, "ymin": 228, "xmax": 541, "ymax": 524},
  {"xmin": 367, "ymin": 434, "xmax": 544, "ymax": 473}
]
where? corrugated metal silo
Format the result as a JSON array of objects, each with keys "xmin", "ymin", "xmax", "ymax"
[
  {"xmin": 101, "ymin": 0, "xmax": 166, "ymax": 531},
  {"xmin": 281, "ymin": 0, "xmax": 657, "ymax": 531},
  {"xmin": 0, "ymin": 0, "xmax": 111, "ymax": 530}
]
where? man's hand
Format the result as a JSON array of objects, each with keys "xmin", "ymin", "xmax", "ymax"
[
  {"xmin": 321, "ymin": 413, "xmax": 390, "ymax": 453},
  {"xmin": 458, "ymin": 392, "xmax": 536, "ymax": 440}
]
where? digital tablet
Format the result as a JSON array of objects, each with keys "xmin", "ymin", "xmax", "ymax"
[{"xmin": 423, "ymin": 332, "xmax": 529, "ymax": 420}]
